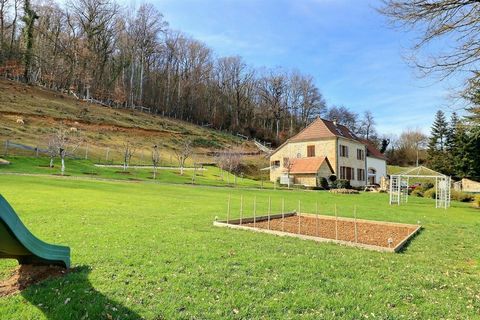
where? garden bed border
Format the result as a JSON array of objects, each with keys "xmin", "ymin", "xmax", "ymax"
[{"xmin": 213, "ymin": 212, "xmax": 421, "ymax": 253}]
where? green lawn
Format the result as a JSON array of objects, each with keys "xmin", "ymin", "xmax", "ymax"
[
  {"xmin": 0, "ymin": 175, "xmax": 479, "ymax": 319},
  {"xmin": 0, "ymin": 156, "xmax": 273, "ymax": 189}
]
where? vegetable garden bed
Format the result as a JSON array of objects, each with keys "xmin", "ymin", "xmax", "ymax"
[{"xmin": 214, "ymin": 213, "xmax": 421, "ymax": 252}]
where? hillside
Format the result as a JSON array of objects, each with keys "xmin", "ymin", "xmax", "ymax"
[{"xmin": 0, "ymin": 79, "xmax": 263, "ymax": 166}]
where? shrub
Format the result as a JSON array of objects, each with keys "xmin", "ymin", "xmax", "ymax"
[
  {"xmin": 329, "ymin": 188, "xmax": 359, "ymax": 194},
  {"xmin": 319, "ymin": 177, "xmax": 329, "ymax": 190},
  {"xmin": 192, "ymin": 137, "xmax": 221, "ymax": 148},
  {"xmin": 337, "ymin": 179, "xmax": 351, "ymax": 189},
  {"xmin": 423, "ymin": 188, "xmax": 436, "ymax": 199},
  {"xmin": 451, "ymin": 190, "xmax": 474, "ymax": 202},
  {"xmin": 474, "ymin": 195, "xmax": 480, "ymax": 208},
  {"xmin": 328, "ymin": 175, "xmax": 337, "ymax": 182},
  {"xmin": 411, "ymin": 188, "xmax": 423, "ymax": 197},
  {"xmin": 421, "ymin": 182, "xmax": 434, "ymax": 192}
]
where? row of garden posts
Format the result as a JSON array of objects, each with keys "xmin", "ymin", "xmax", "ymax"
[{"xmin": 225, "ymin": 196, "xmax": 366, "ymax": 245}]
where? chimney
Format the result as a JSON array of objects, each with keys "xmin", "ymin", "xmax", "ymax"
[{"xmin": 333, "ymin": 118, "xmax": 337, "ymax": 126}]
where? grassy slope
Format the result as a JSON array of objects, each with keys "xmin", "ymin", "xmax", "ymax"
[
  {"xmin": 0, "ymin": 175, "xmax": 479, "ymax": 319},
  {"xmin": 0, "ymin": 79, "xmax": 265, "ymax": 167}
]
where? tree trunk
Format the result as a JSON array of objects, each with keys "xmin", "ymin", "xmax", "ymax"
[{"xmin": 61, "ymin": 157, "xmax": 65, "ymax": 175}]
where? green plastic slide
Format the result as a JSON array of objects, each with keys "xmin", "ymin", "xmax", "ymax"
[{"xmin": 0, "ymin": 195, "xmax": 70, "ymax": 269}]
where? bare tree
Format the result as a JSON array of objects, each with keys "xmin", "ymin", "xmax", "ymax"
[
  {"xmin": 284, "ymin": 157, "xmax": 294, "ymax": 189},
  {"xmin": 358, "ymin": 111, "xmax": 376, "ymax": 140},
  {"xmin": 122, "ymin": 140, "xmax": 136, "ymax": 171},
  {"xmin": 152, "ymin": 144, "xmax": 160, "ymax": 179},
  {"xmin": 47, "ymin": 129, "xmax": 82, "ymax": 175},
  {"xmin": 214, "ymin": 150, "xmax": 228, "ymax": 181},
  {"xmin": 325, "ymin": 106, "xmax": 359, "ymax": 133},
  {"xmin": 379, "ymin": 0, "xmax": 480, "ymax": 97},
  {"xmin": 215, "ymin": 147, "xmax": 244, "ymax": 185},
  {"xmin": 391, "ymin": 129, "xmax": 428, "ymax": 166},
  {"xmin": 228, "ymin": 146, "xmax": 244, "ymax": 185},
  {"xmin": 174, "ymin": 139, "xmax": 193, "ymax": 175},
  {"xmin": 47, "ymin": 138, "xmax": 57, "ymax": 168}
]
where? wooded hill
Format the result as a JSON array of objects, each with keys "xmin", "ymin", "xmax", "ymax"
[
  {"xmin": 0, "ymin": 78, "xmax": 263, "ymax": 165},
  {"xmin": 0, "ymin": 0, "xmax": 333, "ymax": 144}
]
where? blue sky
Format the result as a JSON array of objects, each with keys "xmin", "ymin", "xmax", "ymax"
[{"xmin": 152, "ymin": 0, "xmax": 462, "ymax": 135}]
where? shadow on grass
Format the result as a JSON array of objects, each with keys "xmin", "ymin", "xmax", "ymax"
[
  {"xmin": 21, "ymin": 265, "xmax": 142, "ymax": 320},
  {"xmin": 397, "ymin": 227, "xmax": 424, "ymax": 254}
]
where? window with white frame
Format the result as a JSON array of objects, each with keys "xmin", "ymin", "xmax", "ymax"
[
  {"xmin": 340, "ymin": 166, "xmax": 354, "ymax": 180},
  {"xmin": 357, "ymin": 168, "xmax": 365, "ymax": 181},
  {"xmin": 357, "ymin": 149, "xmax": 365, "ymax": 160}
]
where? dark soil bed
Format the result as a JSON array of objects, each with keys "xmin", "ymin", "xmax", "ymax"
[
  {"xmin": 0, "ymin": 265, "xmax": 68, "ymax": 297},
  {"xmin": 243, "ymin": 215, "xmax": 418, "ymax": 249}
]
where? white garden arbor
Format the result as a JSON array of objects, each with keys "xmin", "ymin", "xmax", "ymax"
[{"xmin": 389, "ymin": 166, "xmax": 451, "ymax": 209}]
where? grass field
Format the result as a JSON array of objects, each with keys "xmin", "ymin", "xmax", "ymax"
[
  {"xmin": 0, "ymin": 156, "xmax": 273, "ymax": 189},
  {"xmin": 1, "ymin": 174, "xmax": 479, "ymax": 319}
]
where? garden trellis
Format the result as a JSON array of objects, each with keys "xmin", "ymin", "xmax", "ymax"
[
  {"xmin": 216, "ymin": 196, "xmax": 421, "ymax": 252},
  {"xmin": 389, "ymin": 166, "xmax": 451, "ymax": 209}
]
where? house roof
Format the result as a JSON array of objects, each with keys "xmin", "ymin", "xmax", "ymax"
[
  {"xmin": 358, "ymin": 138, "xmax": 387, "ymax": 160},
  {"xmin": 288, "ymin": 157, "xmax": 333, "ymax": 174},
  {"xmin": 289, "ymin": 117, "xmax": 358, "ymax": 142},
  {"xmin": 271, "ymin": 117, "xmax": 387, "ymax": 162}
]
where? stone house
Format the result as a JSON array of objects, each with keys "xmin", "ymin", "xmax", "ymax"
[{"xmin": 269, "ymin": 117, "xmax": 387, "ymax": 188}]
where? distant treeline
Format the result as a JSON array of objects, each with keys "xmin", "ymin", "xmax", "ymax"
[{"xmin": 0, "ymin": 0, "xmax": 380, "ymax": 145}]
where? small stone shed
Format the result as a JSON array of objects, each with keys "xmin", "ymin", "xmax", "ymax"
[
  {"xmin": 287, "ymin": 156, "xmax": 334, "ymax": 187},
  {"xmin": 453, "ymin": 178, "xmax": 480, "ymax": 193}
]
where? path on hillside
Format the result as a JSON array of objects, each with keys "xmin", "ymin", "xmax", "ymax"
[
  {"xmin": 94, "ymin": 164, "xmax": 206, "ymax": 170},
  {"xmin": 0, "ymin": 172, "xmax": 275, "ymax": 191}
]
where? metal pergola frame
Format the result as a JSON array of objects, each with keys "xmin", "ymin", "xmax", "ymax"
[{"xmin": 389, "ymin": 166, "xmax": 451, "ymax": 209}]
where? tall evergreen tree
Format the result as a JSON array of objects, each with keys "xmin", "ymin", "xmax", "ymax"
[
  {"xmin": 464, "ymin": 106, "xmax": 480, "ymax": 179},
  {"xmin": 443, "ymin": 112, "xmax": 459, "ymax": 176},
  {"xmin": 427, "ymin": 110, "xmax": 449, "ymax": 172}
]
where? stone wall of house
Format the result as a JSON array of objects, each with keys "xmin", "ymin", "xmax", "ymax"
[
  {"xmin": 293, "ymin": 162, "xmax": 334, "ymax": 187},
  {"xmin": 294, "ymin": 174, "xmax": 317, "ymax": 187},
  {"xmin": 336, "ymin": 137, "xmax": 367, "ymax": 187},
  {"xmin": 461, "ymin": 178, "xmax": 480, "ymax": 193},
  {"xmin": 269, "ymin": 138, "xmax": 337, "ymax": 183},
  {"xmin": 318, "ymin": 161, "xmax": 334, "ymax": 180}
]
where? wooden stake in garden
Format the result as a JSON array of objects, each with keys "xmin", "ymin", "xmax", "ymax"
[
  {"xmin": 354, "ymin": 205, "xmax": 358, "ymax": 243},
  {"xmin": 281, "ymin": 198, "xmax": 285, "ymax": 232},
  {"xmin": 268, "ymin": 196, "xmax": 271, "ymax": 230},
  {"xmin": 335, "ymin": 204, "xmax": 338, "ymax": 240},
  {"xmin": 253, "ymin": 196, "xmax": 257, "ymax": 228},
  {"xmin": 227, "ymin": 194, "xmax": 231, "ymax": 224},
  {"xmin": 240, "ymin": 195, "xmax": 243, "ymax": 225},
  {"xmin": 298, "ymin": 200, "xmax": 301, "ymax": 234}
]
